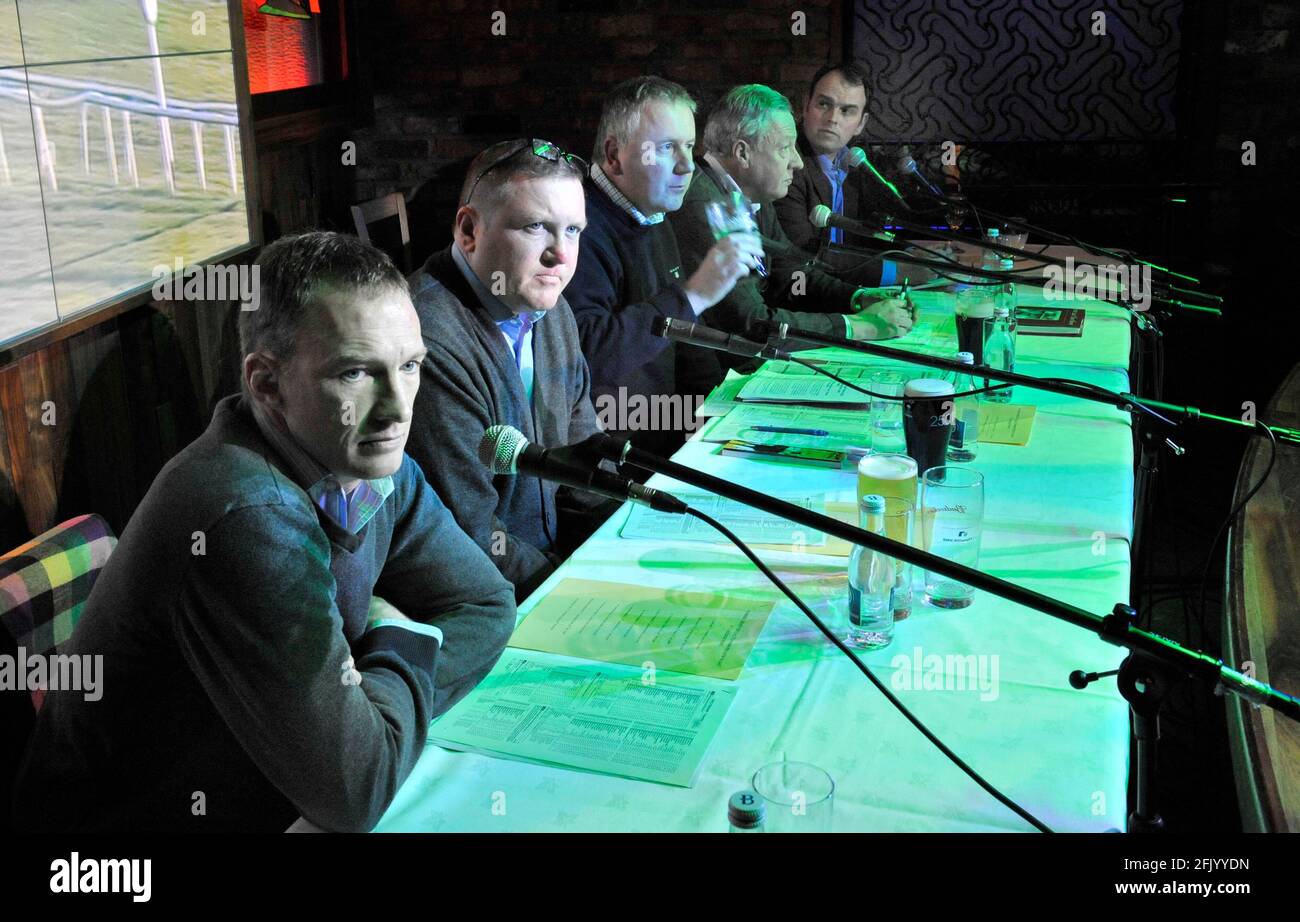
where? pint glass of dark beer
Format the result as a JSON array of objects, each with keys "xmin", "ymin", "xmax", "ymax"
[{"xmin": 903, "ymin": 378, "xmax": 956, "ymax": 478}]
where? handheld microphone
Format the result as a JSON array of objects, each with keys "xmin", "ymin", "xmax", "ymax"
[
  {"xmin": 846, "ymin": 146, "xmax": 906, "ymax": 204},
  {"xmin": 896, "ymin": 155, "xmax": 946, "ymax": 200},
  {"xmin": 651, "ymin": 316, "xmax": 792, "ymax": 360},
  {"xmin": 478, "ymin": 425, "xmax": 688, "ymax": 514}
]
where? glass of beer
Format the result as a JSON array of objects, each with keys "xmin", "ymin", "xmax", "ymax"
[
  {"xmin": 955, "ymin": 287, "xmax": 994, "ymax": 365},
  {"xmin": 857, "ymin": 451, "xmax": 918, "ymax": 507},
  {"xmin": 902, "ymin": 378, "xmax": 955, "ymax": 477}
]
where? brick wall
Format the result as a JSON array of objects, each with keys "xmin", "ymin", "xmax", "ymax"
[{"xmin": 346, "ymin": 1, "xmax": 844, "ymax": 257}]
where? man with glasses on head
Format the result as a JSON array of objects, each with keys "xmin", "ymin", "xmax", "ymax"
[
  {"xmin": 564, "ymin": 75, "xmax": 765, "ymax": 459},
  {"xmin": 406, "ymin": 139, "xmax": 613, "ymax": 601},
  {"xmin": 670, "ymin": 84, "xmax": 913, "ymax": 346}
]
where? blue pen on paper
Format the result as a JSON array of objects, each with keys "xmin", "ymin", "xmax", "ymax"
[{"xmin": 747, "ymin": 425, "xmax": 830, "ymax": 436}]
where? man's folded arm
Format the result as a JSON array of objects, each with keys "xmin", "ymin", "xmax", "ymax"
[
  {"xmin": 173, "ymin": 505, "xmax": 438, "ymax": 833},
  {"xmin": 376, "ymin": 461, "xmax": 517, "ymax": 717}
]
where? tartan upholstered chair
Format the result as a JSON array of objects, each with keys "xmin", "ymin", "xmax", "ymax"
[{"xmin": 1, "ymin": 513, "xmax": 117, "ymax": 831}]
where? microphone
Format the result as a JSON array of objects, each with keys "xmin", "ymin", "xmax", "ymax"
[
  {"xmin": 478, "ymin": 425, "xmax": 688, "ymax": 514},
  {"xmin": 845, "ymin": 146, "xmax": 906, "ymax": 204},
  {"xmin": 809, "ymin": 204, "xmax": 893, "ymax": 242},
  {"xmin": 896, "ymin": 154, "xmax": 945, "ymax": 200},
  {"xmin": 651, "ymin": 316, "xmax": 792, "ymax": 360}
]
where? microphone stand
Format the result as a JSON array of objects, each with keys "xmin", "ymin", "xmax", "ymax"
[
  {"xmin": 756, "ymin": 322, "xmax": 1300, "ymax": 448},
  {"xmin": 587, "ymin": 432, "xmax": 1300, "ymax": 832},
  {"xmin": 819, "ymin": 228, "xmax": 1219, "ymax": 322},
  {"xmin": 866, "ymin": 210, "xmax": 1223, "ymax": 314},
  {"xmin": 897, "ymin": 168, "xmax": 1205, "ymax": 287}
]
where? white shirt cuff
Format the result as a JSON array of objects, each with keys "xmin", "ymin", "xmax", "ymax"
[{"xmin": 371, "ymin": 619, "xmax": 444, "ymax": 647}]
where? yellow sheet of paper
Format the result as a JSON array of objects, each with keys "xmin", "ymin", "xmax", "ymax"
[
  {"xmin": 511, "ymin": 578, "xmax": 776, "ymax": 681},
  {"xmin": 978, "ymin": 403, "xmax": 1036, "ymax": 445}
]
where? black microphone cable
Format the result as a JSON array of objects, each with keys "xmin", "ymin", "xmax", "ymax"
[
  {"xmin": 1195, "ymin": 421, "xmax": 1278, "ymax": 649},
  {"xmin": 680, "ymin": 504, "xmax": 1053, "ymax": 833}
]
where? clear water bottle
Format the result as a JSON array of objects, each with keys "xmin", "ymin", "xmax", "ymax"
[
  {"xmin": 846, "ymin": 494, "xmax": 895, "ymax": 649},
  {"xmin": 981, "ymin": 227, "xmax": 1002, "ymax": 273},
  {"xmin": 982, "ymin": 305, "xmax": 1015, "ymax": 403},
  {"xmin": 947, "ymin": 351, "xmax": 979, "ymax": 462},
  {"xmin": 996, "ymin": 255, "xmax": 1017, "ymax": 315}
]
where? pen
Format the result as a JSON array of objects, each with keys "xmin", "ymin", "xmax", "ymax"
[
  {"xmin": 900, "ymin": 277, "xmax": 916, "ymax": 319},
  {"xmin": 747, "ymin": 425, "xmax": 829, "ymax": 436}
]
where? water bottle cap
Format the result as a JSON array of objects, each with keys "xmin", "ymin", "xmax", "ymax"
[
  {"xmin": 904, "ymin": 378, "xmax": 954, "ymax": 398},
  {"xmin": 861, "ymin": 493, "xmax": 886, "ymax": 512},
  {"xmin": 993, "ymin": 305, "xmax": 1011, "ymax": 317},
  {"xmin": 955, "ymin": 351, "xmax": 975, "ymax": 364},
  {"xmin": 985, "ymin": 228, "xmax": 1000, "ymax": 240},
  {"xmin": 728, "ymin": 790, "xmax": 765, "ymax": 828}
]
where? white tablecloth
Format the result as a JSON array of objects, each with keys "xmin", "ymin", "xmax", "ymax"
[{"xmin": 376, "ymin": 289, "xmax": 1136, "ymax": 833}]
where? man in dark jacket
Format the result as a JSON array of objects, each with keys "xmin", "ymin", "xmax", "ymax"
[
  {"xmin": 774, "ymin": 62, "xmax": 904, "ymax": 277},
  {"xmin": 671, "ymin": 84, "xmax": 913, "ymax": 344},
  {"xmin": 13, "ymin": 233, "xmax": 516, "ymax": 833},
  {"xmin": 564, "ymin": 75, "xmax": 765, "ymax": 460},
  {"xmin": 406, "ymin": 139, "xmax": 614, "ymax": 601}
]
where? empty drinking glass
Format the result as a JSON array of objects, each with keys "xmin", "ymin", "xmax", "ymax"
[
  {"xmin": 751, "ymin": 761, "xmax": 834, "ymax": 833},
  {"xmin": 920, "ymin": 466, "xmax": 985, "ymax": 609}
]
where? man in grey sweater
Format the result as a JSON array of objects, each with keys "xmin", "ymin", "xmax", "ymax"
[
  {"xmin": 12, "ymin": 233, "xmax": 516, "ymax": 833},
  {"xmin": 407, "ymin": 140, "xmax": 615, "ymax": 601}
]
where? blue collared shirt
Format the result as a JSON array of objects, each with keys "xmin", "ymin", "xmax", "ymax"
[
  {"xmin": 817, "ymin": 150, "xmax": 850, "ymax": 245},
  {"xmin": 451, "ymin": 244, "xmax": 547, "ymax": 402},
  {"xmin": 816, "ymin": 147, "xmax": 897, "ymax": 287}
]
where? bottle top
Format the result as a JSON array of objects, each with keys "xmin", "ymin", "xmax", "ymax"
[
  {"xmin": 955, "ymin": 351, "xmax": 975, "ymax": 365},
  {"xmin": 728, "ymin": 790, "xmax": 765, "ymax": 828},
  {"xmin": 993, "ymin": 304, "xmax": 1011, "ymax": 319},
  {"xmin": 861, "ymin": 493, "xmax": 886, "ymax": 513},
  {"xmin": 904, "ymin": 377, "xmax": 955, "ymax": 398}
]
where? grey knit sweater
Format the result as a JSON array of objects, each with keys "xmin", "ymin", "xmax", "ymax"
[
  {"xmin": 12, "ymin": 395, "xmax": 515, "ymax": 833},
  {"xmin": 406, "ymin": 247, "xmax": 607, "ymax": 601}
]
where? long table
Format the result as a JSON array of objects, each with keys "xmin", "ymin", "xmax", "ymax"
[{"xmin": 375, "ymin": 286, "xmax": 1137, "ymax": 833}]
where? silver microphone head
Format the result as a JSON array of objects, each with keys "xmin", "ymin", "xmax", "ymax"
[
  {"xmin": 845, "ymin": 146, "xmax": 867, "ymax": 169},
  {"xmin": 479, "ymin": 424, "xmax": 528, "ymax": 475},
  {"xmin": 809, "ymin": 203, "xmax": 832, "ymax": 229}
]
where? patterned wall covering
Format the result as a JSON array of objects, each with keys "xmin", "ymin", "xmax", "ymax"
[{"xmin": 850, "ymin": 0, "xmax": 1183, "ymax": 142}]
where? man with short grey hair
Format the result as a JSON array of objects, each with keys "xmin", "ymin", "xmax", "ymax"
[
  {"xmin": 14, "ymin": 232, "xmax": 515, "ymax": 833},
  {"xmin": 406, "ymin": 139, "xmax": 614, "ymax": 601},
  {"xmin": 671, "ymin": 83, "xmax": 912, "ymax": 343},
  {"xmin": 565, "ymin": 75, "xmax": 765, "ymax": 459}
]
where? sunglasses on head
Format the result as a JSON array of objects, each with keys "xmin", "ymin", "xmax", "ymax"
[{"xmin": 463, "ymin": 139, "xmax": 588, "ymax": 205}]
